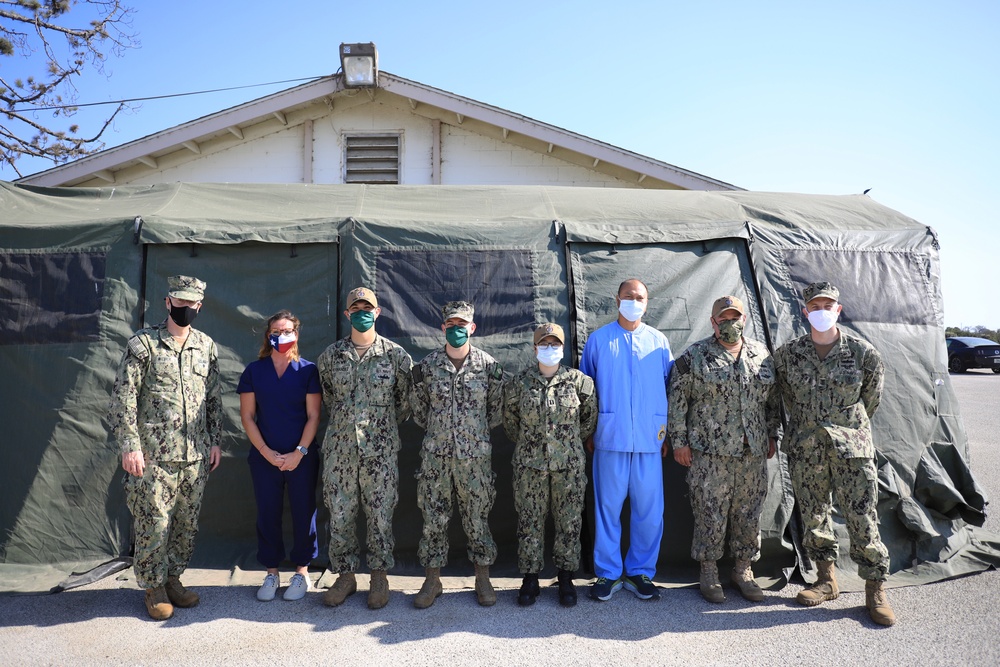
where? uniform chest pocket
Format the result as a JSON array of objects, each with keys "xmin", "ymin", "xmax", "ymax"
[
  {"xmin": 150, "ymin": 354, "xmax": 179, "ymax": 386},
  {"xmin": 557, "ymin": 389, "xmax": 580, "ymax": 409},
  {"xmin": 831, "ymin": 369, "xmax": 862, "ymax": 386},
  {"xmin": 366, "ymin": 361, "xmax": 395, "ymax": 405},
  {"xmin": 192, "ymin": 359, "xmax": 210, "ymax": 377}
]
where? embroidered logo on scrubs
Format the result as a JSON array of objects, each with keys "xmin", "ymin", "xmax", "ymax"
[{"xmin": 657, "ymin": 425, "xmax": 666, "ymax": 441}]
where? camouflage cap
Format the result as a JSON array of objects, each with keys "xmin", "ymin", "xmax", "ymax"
[
  {"xmin": 711, "ymin": 295, "xmax": 745, "ymax": 319},
  {"xmin": 167, "ymin": 275, "xmax": 206, "ymax": 301},
  {"xmin": 347, "ymin": 286, "xmax": 378, "ymax": 309},
  {"xmin": 533, "ymin": 322, "xmax": 565, "ymax": 345},
  {"xmin": 442, "ymin": 300, "xmax": 474, "ymax": 322},
  {"xmin": 802, "ymin": 281, "xmax": 840, "ymax": 304}
]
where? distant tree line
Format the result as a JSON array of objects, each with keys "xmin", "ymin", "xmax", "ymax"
[{"xmin": 945, "ymin": 326, "xmax": 1000, "ymax": 343}]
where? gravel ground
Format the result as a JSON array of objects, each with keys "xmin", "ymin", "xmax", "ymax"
[{"xmin": 2, "ymin": 372, "xmax": 998, "ymax": 666}]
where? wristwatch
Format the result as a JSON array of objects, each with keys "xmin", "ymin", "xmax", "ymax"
[{"xmin": 296, "ymin": 445, "xmax": 309, "ymax": 456}]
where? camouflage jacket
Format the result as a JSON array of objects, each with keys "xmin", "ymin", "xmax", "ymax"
[
  {"xmin": 107, "ymin": 322, "xmax": 222, "ymax": 462},
  {"xmin": 772, "ymin": 330, "xmax": 884, "ymax": 459},
  {"xmin": 317, "ymin": 334, "xmax": 413, "ymax": 458},
  {"xmin": 667, "ymin": 335, "xmax": 779, "ymax": 457},
  {"xmin": 502, "ymin": 365, "xmax": 598, "ymax": 472},
  {"xmin": 411, "ymin": 346, "xmax": 504, "ymax": 459}
]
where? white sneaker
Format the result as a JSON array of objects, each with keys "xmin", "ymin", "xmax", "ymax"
[
  {"xmin": 257, "ymin": 573, "xmax": 279, "ymax": 601},
  {"xmin": 283, "ymin": 573, "xmax": 312, "ymax": 601}
]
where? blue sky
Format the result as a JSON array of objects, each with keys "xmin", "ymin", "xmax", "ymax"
[{"xmin": 3, "ymin": 1, "xmax": 997, "ymax": 327}]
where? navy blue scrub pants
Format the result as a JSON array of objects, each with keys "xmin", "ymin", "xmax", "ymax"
[{"xmin": 248, "ymin": 447, "xmax": 319, "ymax": 568}]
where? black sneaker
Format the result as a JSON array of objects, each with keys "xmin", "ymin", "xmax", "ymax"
[
  {"xmin": 623, "ymin": 574, "xmax": 660, "ymax": 600},
  {"xmin": 589, "ymin": 576, "xmax": 623, "ymax": 601},
  {"xmin": 557, "ymin": 569, "xmax": 577, "ymax": 607},
  {"xmin": 517, "ymin": 574, "xmax": 540, "ymax": 606}
]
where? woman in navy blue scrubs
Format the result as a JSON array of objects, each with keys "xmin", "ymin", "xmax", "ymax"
[{"xmin": 238, "ymin": 310, "xmax": 322, "ymax": 601}]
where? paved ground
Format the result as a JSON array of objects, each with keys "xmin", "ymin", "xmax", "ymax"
[{"xmin": 2, "ymin": 371, "xmax": 999, "ymax": 666}]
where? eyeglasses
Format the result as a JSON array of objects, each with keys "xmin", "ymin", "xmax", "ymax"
[
  {"xmin": 536, "ymin": 344, "xmax": 562, "ymax": 350},
  {"xmin": 269, "ymin": 328, "xmax": 296, "ymax": 336}
]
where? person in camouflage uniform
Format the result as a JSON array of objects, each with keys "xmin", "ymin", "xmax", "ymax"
[
  {"xmin": 503, "ymin": 323, "xmax": 597, "ymax": 608},
  {"xmin": 317, "ymin": 287, "xmax": 413, "ymax": 610},
  {"xmin": 410, "ymin": 300, "xmax": 504, "ymax": 609},
  {"xmin": 772, "ymin": 281, "xmax": 895, "ymax": 626},
  {"xmin": 668, "ymin": 295, "xmax": 778, "ymax": 604},
  {"xmin": 107, "ymin": 275, "xmax": 222, "ymax": 621}
]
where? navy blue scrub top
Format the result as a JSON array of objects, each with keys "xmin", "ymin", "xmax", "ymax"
[{"xmin": 237, "ymin": 357, "xmax": 322, "ymax": 454}]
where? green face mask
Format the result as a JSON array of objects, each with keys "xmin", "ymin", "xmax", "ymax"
[
  {"xmin": 716, "ymin": 318, "xmax": 744, "ymax": 344},
  {"xmin": 446, "ymin": 325, "xmax": 470, "ymax": 347},
  {"xmin": 350, "ymin": 310, "xmax": 376, "ymax": 333}
]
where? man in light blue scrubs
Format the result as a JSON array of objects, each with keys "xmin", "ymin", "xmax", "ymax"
[{"xmin": 580, "ymin": 278, "xmax": 673, "ymax": 602}]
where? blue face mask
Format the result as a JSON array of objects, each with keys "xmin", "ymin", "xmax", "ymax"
[
  {"xmin": 446, "ymin": 325, "xmax": 470, "ymax": 348},
  {"xmin": 618, "ymin": 299, "xmax": 645, "ymax": 322},
  {"xmin": 350, "ymin": 310, "xmax": 376, "ymax": 332}
]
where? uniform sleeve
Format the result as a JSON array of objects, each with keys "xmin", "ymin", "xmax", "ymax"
[
  {"xmin": 317, "ymin": 348, "xmax": 335, "ymax": 412},
  {"xmin": 107, "ymin": 345, "xmax": 146, "ymax": 455},
  {"xmin": 236, "ymin": 363, "xmax": 255, "ymax": 394},
  {"xmin": 501, "ymin": 373, "xmax": 521, "ymax": 442},
  {"xmin": 666, "ymin": 353, "xmax": 691, "ymax": 450},
  {"xmin": 579, "ymin": 337, "xmax": 596, "ymax": 378},
  {"xmin": 394, "ymin": 347, "xmax": 414, "ymax": 423},
  {"xmin": 860, "ymin": 344, "xmax": 885, "ymax": 419},
  {"xmin": 578, "ymin": 373, "xmax": 598, "ymax": 442},
  {"xmin": 205, "ymin": 342, "xmax": 224, "ymax": 448},
  {"xmin": 486, "ymin": 359, "xmax": 505, "ymax": 429},
  {"xmin": 410, "ymin": 362, "xmax": 430, "ymax": 430},
  {"xmin": 763, "ymin": 357, "xmax": 783, "ymax": 441}
]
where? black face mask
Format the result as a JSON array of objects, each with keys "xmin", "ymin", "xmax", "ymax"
[{"xmin": 168, "ymin": 303, "xmax": 199, "ymax": 327}]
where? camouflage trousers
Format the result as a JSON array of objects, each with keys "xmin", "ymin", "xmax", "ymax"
[
  {"xmin": 416, "ymin": 452, "xmax": 497, "ymax": 567},
  {"xmin": 323, "ymin": 445, "xmax": 399, "ymax": 573},
  {"xmin": 788, "ymin": 446, "xmax": 890, "ymax": 580},
  {"xmin": 513, "ymin": 463, "xmax": 585, "ymax": 574},
  {"xmin": 124, "ymin": 459, "xmax": 209, "ymax": 589},
  {"xmin": 688, "ymin": 448, "xmax": 767, "ymax": 562}
]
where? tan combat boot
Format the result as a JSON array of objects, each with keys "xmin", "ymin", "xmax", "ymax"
[
  {"xmin": 796, "ymin": 560, "xmax": 839, "ymax": 606},
  {"xmin": 368, "ymin": 570, "xmax": 390, "ymax": 610},
  {"xmin": 866, "ymin": 579, "xmax": 897, "ymax": 626},
  {"xmin": 144, "ymin": 587, "xmax": 174, "ymax": 620},
  {"xmin": 474, "ymin": 564, "xmax": 496, "ymax": 607},
  {"xmin": 731, "ymin": 560, "xmax": 764, "ymax": 602},
  {"xmin": 164, "ymin": 576, "xmax": 199, "ymax": 608},
  {"xmin": 413, "ymin": 567, "xmax": 442, "ymax": 609},
  {"xmin": 699, "ymin": 561, "xmax": 725, "ymax": 603},
  {"xmin": 323, "ymin": 572, "xmax": 357, "ymax": 607}
]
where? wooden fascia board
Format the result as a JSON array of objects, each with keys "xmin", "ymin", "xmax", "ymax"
[
  {"xmin": 380, "ymin": 75, "xmax": 740, "ymax": 191},
  {"xmin": 23, "ymin": 78, "xmax": 344, "ymax": 186}
]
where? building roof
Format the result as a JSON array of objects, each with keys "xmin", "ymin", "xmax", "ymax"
[{"xmin": 18, "ymin": 71, "xmax": 741, "ymax": 191}]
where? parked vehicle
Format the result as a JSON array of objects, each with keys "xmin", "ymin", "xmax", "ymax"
[{"xmin": 946, "ymin": 337, "xmax": 1000, "ymax": 373}]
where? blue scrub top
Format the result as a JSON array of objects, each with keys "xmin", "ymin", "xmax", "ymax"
[
  {"xmin": 237, "ymin": 357, "xmax": 321, "ymax": 454},
  {"xmin": 580, "ymin": 321, "xmax": 674, "ymax": 453}
]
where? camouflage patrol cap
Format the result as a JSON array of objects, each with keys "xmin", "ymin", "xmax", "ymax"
[
  {"xmin": 533, "ymin": 322, "xmax": 565, "ymax": 345},
  {"xmin": 802, "ymin": 281, "xmax": 840, "ymax": 304},
  {"xmin": 442, "ymin": 301, "xmax": 474, "ymax": 322},
  {"xmin": 167, "ymin": 275, "xmax": 206, "ymax": 301},
  {"xmin": 347, "ymin": 286, "xmax": 378, "ymax": 309},
  {"xmin": 711, "ymin": 295, "xmax": 745, "ymax": 319}
]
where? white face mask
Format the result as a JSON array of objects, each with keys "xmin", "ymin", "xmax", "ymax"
[
  {"xmin": 536, "ymin": 345, "xmax": 563, "ymax": 367},
  {"xmin": 618, "ymin": 299, "xmax": 645, "ymax": 322},
  {"xmin": 807, "ymin": 309, "xmax": 839, "ymax": 332}
]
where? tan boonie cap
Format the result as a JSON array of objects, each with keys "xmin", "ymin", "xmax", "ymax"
[
  {"xmin": 711, "ymin": 295, "xmax": 745, "ymax": 319},
  {"xmin": 533, "ymin": 322, "xmax": 565, "ymax": 345},
  {"xmin": 167, "ymin": 275, "xmax": 206, "ymax": 301},
  {"xmin": 347, "ymin": 286, "xmax": 378, "ymax": 309},
  {"xmin": 442, "ymin": 300, "xmax": 474, "ymax": 322},
  {"xmin": 802, "ymin": 281, "xmax": 840, "ymax": 304}
]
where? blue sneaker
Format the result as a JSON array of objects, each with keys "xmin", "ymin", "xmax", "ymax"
[
  {"xmin": 623, "ymin": 574, "xmax": 660, "ymax": 600},
  {"xmin": 589, "ymin": 576, "xmax": 623, "ymax": 601}
]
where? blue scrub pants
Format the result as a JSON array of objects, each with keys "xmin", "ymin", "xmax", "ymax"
[
  {"xmin": 248, "ymin": 447, "xmax": 320, "ymax": 568},
  {"xmin": 592, "ymin": 450, "xmax": 664, "ymax": 579}
]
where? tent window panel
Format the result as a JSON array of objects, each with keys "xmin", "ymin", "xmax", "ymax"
[
  {"xmin": 344, "ymin": 134, "xmax": 400, "ymax": 184},
  {"xmin": 374, "ymin": 248, "xmax": 535, "ymax": 338},
  {"xmin": 782, "ymin": 249, "xmax": 935, "ymax": 325},
  {"xmin": 0, "ymin": 251, "xmax": 107, "ymax": 345}
]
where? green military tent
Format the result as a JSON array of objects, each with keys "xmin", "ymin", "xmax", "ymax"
[{"xmin": 1, "ymin": 180, "xmax": 996, "ymax": 593}]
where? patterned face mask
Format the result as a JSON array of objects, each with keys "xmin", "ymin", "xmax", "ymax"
[
  {"xmin": 269, "ymin": 332, "xmax": 296, "ymax": 353},
  {"xmin": 716, "ymin": 318, "xmax": 744, "ymax": 344}
]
